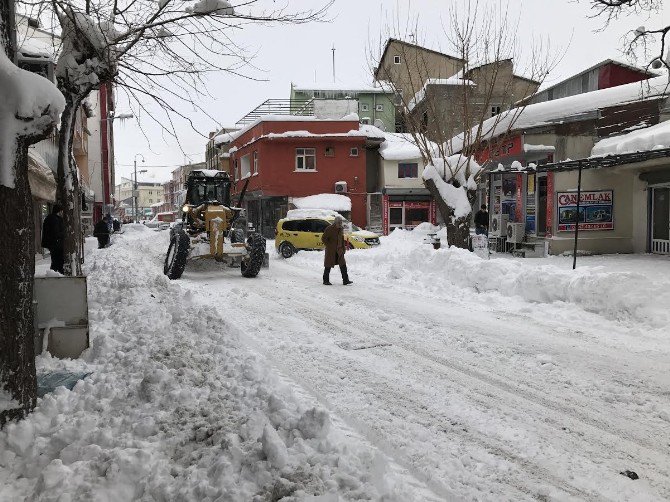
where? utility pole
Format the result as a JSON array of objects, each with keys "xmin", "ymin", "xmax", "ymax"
[
  {"xmin": 133, "ymin": 158, "xmax": 137, "ymax": 223},
  {"xmin": 331, "ymin": 44, "xmax": 336, "ymax": 83}
]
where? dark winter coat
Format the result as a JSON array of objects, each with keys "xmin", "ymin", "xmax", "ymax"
[
  {"xmin": 474, "ymin": 210, "xmax": 489, "ymax": 228},
  {"xmin": 41, "ymin": 213, "xmax": 65, "ymax": 250},
  {"xmin": 321, "ymin": 223, "xmax": 346, "ymax": 268},
  {"xmin": 93, "ymin": 220, "xmax": 111, "ymax": 237}
]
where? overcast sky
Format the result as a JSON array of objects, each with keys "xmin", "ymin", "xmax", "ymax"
[{"xmin": 112, "ymin": 0, "xmax": 669, "ymax": 184}]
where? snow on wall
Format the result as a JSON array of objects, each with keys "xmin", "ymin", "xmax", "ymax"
[
  {"xmin": 591, "ymin": 119, "xmax": 670, "ymax": 156},
  {"xmin": 379, "ymin": 133, "xmax": 424, "ymax": 160},
  {"xmin": 292, "ymin": 194, "xmax": 352, "ymax": 211},
  {"xmin": 0, "ymin": 48, "xmax": 65, "ymax": 188}
]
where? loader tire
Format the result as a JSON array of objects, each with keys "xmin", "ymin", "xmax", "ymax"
[
  {"xmin": 164, "ymin": 229, "xmax": 190, "ymax": 280},
  {"xmin": 241, "ymin": 232, "xmax": 265, "ymax": 278},
  {"xmin": 231, "ymin": 228, "xmax": 245, "ymax": 244}
]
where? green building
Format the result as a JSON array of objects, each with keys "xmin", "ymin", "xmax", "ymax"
[{"xmin": 290, "ymin": 82, "xmax": 397, "ymax": 133}]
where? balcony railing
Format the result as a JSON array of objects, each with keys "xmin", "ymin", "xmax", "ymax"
[{"xmin": 236, "ymin": 99, "xmax": 314, "ymax": 126}]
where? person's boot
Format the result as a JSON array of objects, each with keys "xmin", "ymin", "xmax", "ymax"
[
  {"xmin": 341, "ymin": 265, "xmax": 353, "ymax": 285},
  {"xmin": 323, "ymin": 268, "xmax": 332, "ymax": 285}
]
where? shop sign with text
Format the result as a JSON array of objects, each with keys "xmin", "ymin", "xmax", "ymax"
[{"xmin": 557, "ymin": 190, "xmax": 613, "ymax": 231}]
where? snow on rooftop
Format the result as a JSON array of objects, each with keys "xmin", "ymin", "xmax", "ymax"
[
  {"xmin": 193, "ymin": 169, "xmax": 226, "ymax": 177},
  {"xmin": 379, "ymin": 133, "xmax": 423, "ymax": 160},
  {"xmin": 450, "ymin": 75, "xmax": 670, "ymax": 153},
  {"xmin": 285, "ymin": 208, "xmax": 343, "ymax": 220},
  {"xmin": 225, "ymin": 115, "xmax": 362, "ymax": 143},
  {"xmin": 408, "ymin": 77, "xmax": 475, "ymax": 111},
  {"xmin": 292, "ymin": 81, "xmax": 390, "ymax": 93},
  {"xmin": 292, "ymin": 194, "xmax": 352, "ymax": 212},
  {"xmin": 591, "ymin": 119, "xmax": 670, "ymax": 157}
]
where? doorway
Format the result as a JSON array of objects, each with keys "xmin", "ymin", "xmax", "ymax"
[{"xmin": 651, "ymin": 187, "xmax": 670, "ymax": 254}]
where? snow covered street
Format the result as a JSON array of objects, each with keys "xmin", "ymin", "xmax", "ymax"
[{"xmin": 2, "ymin": 226, "xmax": 670, "ymax": 501}]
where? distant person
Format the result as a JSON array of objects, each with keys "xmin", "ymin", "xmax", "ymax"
[
  {"xmin": 41, "ymin": 204, "xmax": 65, "ymax": 273},
  {"xmin": 93, "ymin": 218, "xmax": 111, "ymax": 249},
  {"xmin": 112, "ymin": 219, "xmax": 121, "ymax": 232},
  {"xmin": 321, "ymin": 215, "xmax": 353, "ymax": 286},
  {"xmin": 474, "ymin": 204, "xmax": 489, "ymax": 236},
  {"xmin": 103, "ymin": 213, "xmax": 113, "ymax": 233}
]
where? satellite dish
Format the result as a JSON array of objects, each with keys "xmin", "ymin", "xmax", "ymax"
[
  {"xmin": 373, "ymin": 119, "xmax": 386, "ymax": 131},
  {"xmin": 651, "ymin": 58, "xmax": 663, "ymax": 70}
]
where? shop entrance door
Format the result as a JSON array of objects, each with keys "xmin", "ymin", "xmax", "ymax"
[
  {"xmin": 537, "ymin": 176, "xmax": 548, "ymax": 236},
  {"xmin": 651, "ymin": 187, "xmax": 670, "ymax": 254}
]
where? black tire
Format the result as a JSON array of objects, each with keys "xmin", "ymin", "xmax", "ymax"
[
  {"xmin": 164, "ymin": 229, "xmax": 190, "ymax": 280},
  {"xmin": 241, "ymin": 232, "xmax": 266, "ymax": 278},
  {"xmin": 279, "ymin": 241, "xmax": 295, "ymax": 259},
  {"xmin": 231, "ymin": 228, "xmax": 245, "ymax": 244}
]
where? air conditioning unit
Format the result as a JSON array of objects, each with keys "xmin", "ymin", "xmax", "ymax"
[
  {"xmin": 490, "ymin": 214, "xmax": 509, "ymax": 237},
  {"xmin": 335, "ymin": 181, "xmax": 348, "ymax": 194},
  {"xmin": 506, "ymin": 222, "xmax": 525, "ymax": 243}
]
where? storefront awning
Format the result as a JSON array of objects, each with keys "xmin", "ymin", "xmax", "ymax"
[{"xmin": 28, "ymin": 150, "xmax": 56, "ymax": 202}]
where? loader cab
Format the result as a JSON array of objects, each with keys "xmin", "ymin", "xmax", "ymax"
[{"xmin": 185, "ymin": 170, "xmax": 232, "ymax": 207}]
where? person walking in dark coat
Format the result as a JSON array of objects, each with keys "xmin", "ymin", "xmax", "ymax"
[
  {"xmin": 321, "ymin": 215, "xmax": 353, "ymax": 286},
  {"xmin": 93, "ymin": 218, "xmax": 111, "ymax": 249},
  {"xmin": 474, "ymin": 204, "xmax": 489, "ymax": 236},
  {"xmin": 41, "ymin": 205, "xmax": 65, "ymax": 273}
]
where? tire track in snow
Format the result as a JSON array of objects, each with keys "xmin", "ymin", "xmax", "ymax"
[{"xmin": 289, "ymin": 293, "xmax": 670, "ymax": 498}]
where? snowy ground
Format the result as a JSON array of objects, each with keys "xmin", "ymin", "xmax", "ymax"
[{"xmin": 2, "ymin": 225, "xmax": 670, "ymax": 501}]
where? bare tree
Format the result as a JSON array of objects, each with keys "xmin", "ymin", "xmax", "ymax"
[
  {"xmin": 589, "ymin": 0, "xmax": 669, "ymax": 71},
  {"xmin": 1, "ymin": 0, "xmax": 64, "ymax": 427},
  {"xmin": 20, "ymin": 0, "xmax": 331, "ymax": 275},
  {"xmin": 375, "ymin": 2, "xmax": 554, "ymax": 248}
]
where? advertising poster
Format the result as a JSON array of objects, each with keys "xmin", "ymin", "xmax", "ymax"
[{"xmin": 557, "ymin": 190, "xmax": 614, "ymax": 231}]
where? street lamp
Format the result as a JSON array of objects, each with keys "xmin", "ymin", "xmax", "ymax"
[{"xmin": 134, "ymin": 153, "xmax": 146, "ymax": 223}]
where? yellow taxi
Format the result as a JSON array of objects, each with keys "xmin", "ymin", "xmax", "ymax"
[{"xmin": 275, "ymin": 215, "xmax": 380, "ymax": 258}]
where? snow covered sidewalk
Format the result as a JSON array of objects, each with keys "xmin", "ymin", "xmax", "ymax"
[{"xmin": 0, "ymin": 227, "xmax": 432, "ymax": 501}]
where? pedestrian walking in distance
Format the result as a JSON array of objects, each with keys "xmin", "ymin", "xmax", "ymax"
[
  {"xmin": 321, "ymin": 215, "xmax": 353, "ymax": 286},
  {"xmin": 41, "ymin": 204, "xmax": 65, "ymax": 274},
  {"xmin": 93, "ymin": 218, "xmax": 111, "ymax": 249},
  {"xmin": 474, "ymin": 204, "xmax": 489, "ymax": 236}
]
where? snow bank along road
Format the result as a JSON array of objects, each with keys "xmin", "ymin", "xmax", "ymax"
[{"xmin": 2, "ymin": 226, "xmax": 669, "ymax": 501}]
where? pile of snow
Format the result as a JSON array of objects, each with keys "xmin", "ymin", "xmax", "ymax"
[
  {"xmin": 292, "ymin": 194, "xmax": 352, "ymax": 212},
  {"xmin": 0, "ymin": 229, "xmax": 413, "ymax": 500},
  {"xmin": 285, "ymin": 208, "xmax": 341, "ymax": 220},
  {"xmin": 286, "ymin": 226, "xmax": 670, "ymax": 329},
  {"xmin": 0, "ymin": 48, "xmax": 64, "ymax": 188},
  {"xmin": 591, "ymin": 119, "xmax": 670, "ymax": 157}
]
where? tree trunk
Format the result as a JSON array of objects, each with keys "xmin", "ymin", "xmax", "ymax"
[
  {"xmin": 0, "ymin": 141, "xmax": 38, "ymax": 427},
  {"xmin": 425, "ymin": 178, "xmax": 476, "ymax": 249},
  {"xmin": 56, "ymin": 93, "xmax": 84, "ymax": 276}
]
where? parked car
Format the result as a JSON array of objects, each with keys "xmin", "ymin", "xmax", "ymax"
[
  {"xmin": 275, "ymin": 215, "xmax": 380, "ymax": 258},
  {"xmin": 143, "ymin": 212, "xmax": 176, "ymax": 230}
]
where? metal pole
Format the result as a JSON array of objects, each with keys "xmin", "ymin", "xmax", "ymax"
[
  {"xmin": 572, "ymin": 161, "xmax": 583, "ymax": 270},
  {"xmin": 133, "ymin": 158, "xmax": 137, "ymax": 223},
  {"xmin": 332, "ymin": 44, "xmax": 335, "ymax": 83}
]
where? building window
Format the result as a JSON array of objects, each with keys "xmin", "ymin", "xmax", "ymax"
[
  {"xmin": 325, "ymin": 146, "xmax": 335, "ymax": 157},
  {"xmin": 398, "ymin": 162, "xmax": 418, "ymax": 178},
  {"xmin": 234, "ymin": 159, "xmax": 239, "ymax": 181},
  {"xmin": 393, "ymin": 55, "xmax": 401, "ymax": 64},
  {"xmin": 360, "ymin": 118, "xmax": 370, "ymax": 125},
  {"xmin": 375, "ymin": 104, "xmax": 384, "ymax": 112},
  {"xmin": 296, "ymin": 148, "xmax": 316, "ymax": 170},
  {"xmin": 361, "ymin": 103, "xmax": 369, "ymax": 112},
  {"xmin": 350, "ymin": 147, "xmax": 359, "ymax": 157},
  {"xmin": 241, "ymin": 154, "xmax": 251, "ymax": 178},
  {"xmin": 253, "ymin": 150, "xmax": 258, "ymax": 174},
  {"xmin": 491, "ymin": 105, "xmax": 502, "ymax": 117},
  {"xmin": 149, "ymin": 199, "xmax": 153, "ymax": 204}
]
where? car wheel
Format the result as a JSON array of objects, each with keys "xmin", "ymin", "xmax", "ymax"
[{"xmin": 279, "ymin": 241, "xmax": 295, "ymax": 258}]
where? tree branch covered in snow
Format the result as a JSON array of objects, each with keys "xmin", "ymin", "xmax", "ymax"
[{"xmin": 372, "ymin": 1, "xmax": 556, "ymax": 246}]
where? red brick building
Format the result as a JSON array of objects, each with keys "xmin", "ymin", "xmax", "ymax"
[{"xmin": 226, "ymin": 118, "xmax": 384, "ymax": 237}]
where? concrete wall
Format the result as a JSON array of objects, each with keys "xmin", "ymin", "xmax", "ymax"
[
  {"xmin": 377, "ymin": 39, "xmax": 463, "ymax": 102},
  {"xmin": 524, "ymin": 132, "xmax": 595, "ymax": 162},
  {"xmin": 380, "ymin": 157, "xmax": 424, "ymax": 190},
  {"xmin": 549, "ymin": 168, "xmax": 641, "ymax": 255}
]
